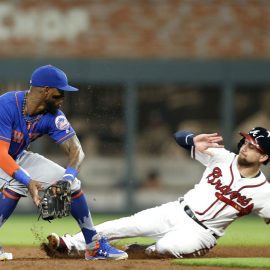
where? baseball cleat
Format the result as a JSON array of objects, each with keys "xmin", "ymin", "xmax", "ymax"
[
  {"xmin": 85, "ymin": 234, "xmax": 128, "ymax": 260},
  {"xmin": 47, "ymin": 233, "xmax": 60, "ymax": 249},
  {"xmin": 47, "ymin": 233, "xmax": 68, "ymax": 253}
]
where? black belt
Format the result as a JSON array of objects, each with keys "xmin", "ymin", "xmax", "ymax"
[{"xmin": 183, "ymin": 204, "xmax": 219, "ymax": 239}]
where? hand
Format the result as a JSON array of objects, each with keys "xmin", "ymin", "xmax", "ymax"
[
  {"xmin": 193, "ymin": 133, "xmax": 224, "ymax": 155},
  {"xmin": 28, "ymin": 180, "xmax": 43, "ymax": 207}
]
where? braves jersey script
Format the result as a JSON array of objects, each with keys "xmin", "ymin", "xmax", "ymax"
[
  {"xmin": 184, "ymin": 147, "xmax": 270, "ymax": 236},
  {"xmin": 0, "ymin": 90, "xmax": 76, "ymax": 159}
]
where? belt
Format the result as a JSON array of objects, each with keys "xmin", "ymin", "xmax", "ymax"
[{"xmin": 183, "ymin": 204, "xmax": 219, "ymax": 239}]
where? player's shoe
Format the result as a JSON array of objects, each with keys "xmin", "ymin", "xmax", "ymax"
[
  {"xmin": 47, "ymin": 233, "xmax": 61, "ymax": 249},
  {"xmin": 85, "ymin": 234, "xmax": 128, "ymax": 260},
  {"xmin": 47, "ymin": 233, "xmax": 69, "ymax": 253},
  {"xmin": 0, "ymin": 247, "xmax": 13, "ymax": 261},
  {"xmin": 46, "ymin": 233, "xmax": 81, "ymax": 258}
]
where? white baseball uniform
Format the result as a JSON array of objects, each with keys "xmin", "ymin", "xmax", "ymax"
[{"xmin": 59, "ymin": 147, "xmax": 270, "ymax": 257}]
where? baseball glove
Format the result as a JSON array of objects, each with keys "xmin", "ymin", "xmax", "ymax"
[{"xmin": 39, "ymin": 180, "xmax": 71, "ymax": 221}]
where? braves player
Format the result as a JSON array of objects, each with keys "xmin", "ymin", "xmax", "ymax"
[
  {"xmin": 47, "ymin": 127, "xmax": 270, "ymax": 258},
  {"xmin": 0, "ymin": 65, "xmax": 127, "ymax": 261}
]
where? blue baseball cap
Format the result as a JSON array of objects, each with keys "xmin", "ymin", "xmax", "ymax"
[{"xmin": 30, "ymin": 65, "xmax": 78, "ymax": 91}]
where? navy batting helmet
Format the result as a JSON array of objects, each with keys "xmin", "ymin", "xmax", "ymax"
[{"xmin": 238, "ymin": 127, "xmax": 270, "ymax": 164}]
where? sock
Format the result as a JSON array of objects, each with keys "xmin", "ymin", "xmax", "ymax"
[
  {"xmin": 71, "ymin": 190, "xmax": 97, "ymax": 245},
  {"xmin": 0, "ymin": 189, "xmax": 20, "ymax": 227}
]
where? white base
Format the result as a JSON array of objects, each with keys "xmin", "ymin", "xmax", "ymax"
[{"xmin": 0, "ymin": 252, "xmax": 13, "ymax": 261}]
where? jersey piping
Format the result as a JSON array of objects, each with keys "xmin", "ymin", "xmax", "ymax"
[{"xmin": 195, "ymin": 155, "xmax": 237, "ymax": 218}]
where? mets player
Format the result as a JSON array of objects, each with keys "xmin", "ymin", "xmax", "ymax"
[
  {"xmin": 0, "ymin": 65, "xmax": 127, "ymax": 261},
  {"xmin": 47, "ymin": 127, "xmax": 270, "ymax": 258}
]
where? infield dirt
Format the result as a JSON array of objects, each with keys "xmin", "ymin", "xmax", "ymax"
[{"xmin": 1, "ymin": 246, "xmax": 269, "ymax": 270}]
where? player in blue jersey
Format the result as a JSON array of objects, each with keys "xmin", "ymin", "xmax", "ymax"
[{"xmin": 0, "ymin": 65, "xmax": 128, "ymax": 261}]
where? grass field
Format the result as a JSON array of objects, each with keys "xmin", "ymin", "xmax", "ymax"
[
  {"xmin": 0, "ymin": 213, "xmax": 270, "ymax": 247},
  {"xmin": 0, "ymin": 214, "xmax": 155, "ymax": 246},
  {"xmin": 174, "ymin": 258, "xmax": 270, "ymax": 268},
  {"xmin": 1, "ymin": 214, "xmax": 270, "ymax": 269}
]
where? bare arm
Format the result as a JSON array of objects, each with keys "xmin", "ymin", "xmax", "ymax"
[{"xmin": 60, "ymin": 135, "xmax": 85, "ymax": 170}]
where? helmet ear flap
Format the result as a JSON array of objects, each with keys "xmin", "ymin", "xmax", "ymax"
[{"xmin": 238, "ymin": 138, "xmax": 245, "ymax": 151}]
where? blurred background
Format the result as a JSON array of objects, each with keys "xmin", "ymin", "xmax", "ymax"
[{"xmin": 1, "ymin": 0, "xmax": 270, "ymax": 214}]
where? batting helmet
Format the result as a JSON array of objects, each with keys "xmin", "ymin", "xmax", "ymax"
[{"xmin": 238, "ymin": 127, "xmax": 270, "ymax": 164}]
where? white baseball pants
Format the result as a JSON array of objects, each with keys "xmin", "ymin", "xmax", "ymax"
[{"xmin": 61, "ymin": 201, "xmax": 217, "ymax": 258}]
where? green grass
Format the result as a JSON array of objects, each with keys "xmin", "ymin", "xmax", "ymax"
[
  {"xmin": 217, "ymin": 215, "xmax": 270, "ymax": 246},
  {"xmin": 1, "ymin": 214, "xmax": 269, "ymax": 269},
  {"xmin": 174, "ymin": 258, "xmax": 270, "ymax": 268},
  {"xmin": 0, "ymin": 214, "xmax": 152, "ymax": 246},
  {"xmin": 0, "ymin": 214, "xmax": 270, "ymax": 247},
  {"xmin": 0, "ymin": 214, "xmax": 119, "ymax": 246}
]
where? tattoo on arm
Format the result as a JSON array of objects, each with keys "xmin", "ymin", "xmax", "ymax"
[{"xmin": 60, "ymin": 135, "xmax": 85, "ymax": 170}]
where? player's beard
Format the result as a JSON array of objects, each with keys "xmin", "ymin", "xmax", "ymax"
[
  {"xmin": 238, "ymin": 155, "xmax": 256, "ymax": 167},
  {"xmin": 45, "ymin": 100, "xmax": 59, "ymax": 114}
]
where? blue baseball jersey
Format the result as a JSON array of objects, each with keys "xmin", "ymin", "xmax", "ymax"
[{"xmin": 0, "ymin": 90, "xmax": 76, "ymax": 160}]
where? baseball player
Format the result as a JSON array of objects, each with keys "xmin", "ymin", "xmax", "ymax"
[
  {"xmin": 46, "ymin": 127, "xmax": 270, "ymax": 258},
  {"xmin": 0, "ymin": 65, "xmax": 127, "ymax": 261}
]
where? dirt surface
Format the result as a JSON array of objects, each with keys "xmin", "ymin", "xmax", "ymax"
[{"xmin": 1, "ymin": 245, "xmax": 270, "ymax": 270}]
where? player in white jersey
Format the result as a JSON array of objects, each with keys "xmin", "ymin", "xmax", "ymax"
[{"xmin": 45, "ymin": 127, "xmax": 270, "ymax": 258}]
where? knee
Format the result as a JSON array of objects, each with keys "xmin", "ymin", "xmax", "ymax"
[
  {"xmin": 2, "ymin": 188, "xmax": 21, "ymax": 200},
  {"xmin": 155, "ymin": 240, "xmax": 184, "ymax": 257},
  {"xmin": 156, "ymin": 238, "xmax": 210, "ymax": 258},
  {"xmin": 0, "ymin": 188, "xmax": 21, "ymax": 227}
]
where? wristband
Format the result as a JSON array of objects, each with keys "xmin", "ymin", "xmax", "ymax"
[
  {"xmin": 174, "ymin": 131, "xmax": 195, "ymax": 146},
  {"xmin": 14, "ymin": 168, "xmax": 31, "ymax": 186},
  {"xmin": 186, "ymin": 133, "xmax": 195, "ymax": 146},
  {"xmin": 63, "ymin": 167, "xmax": 78, "ymax": 182}
]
